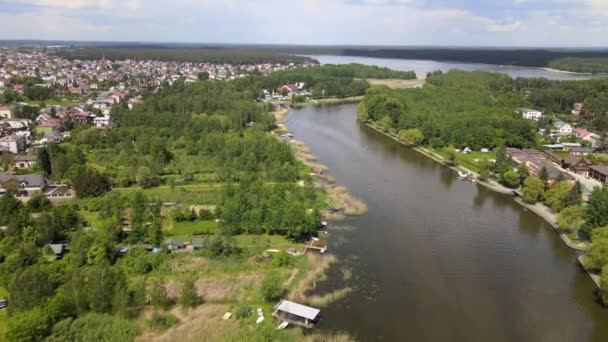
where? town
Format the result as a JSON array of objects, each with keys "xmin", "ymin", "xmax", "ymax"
[{"xmin": 0, "ymin": 47, "xmax": 316, "ymax": 201}]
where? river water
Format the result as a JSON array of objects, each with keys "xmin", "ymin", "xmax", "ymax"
[
  {"xmin": 285, "ymin": 104, "xmax": 608, "ymax": 342},
  {"xmin": 306, "ymin": 55, "xmax": 607, "ymax": 80}
]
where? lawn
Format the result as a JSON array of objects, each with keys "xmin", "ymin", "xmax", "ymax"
[
  {"xmin": 430, "ymin": 148, "xmax": 496, "ymax": 172},
  {"xmin": 0, "ymin": 286, "xmax": 8, "ymax": 340},
  {"xmin": 115, "ymin": 186, "xmax": 224, "ymax": 205},
  {"xmin": 165, "ymin": 220, "xmax": 218, "ymax": 240}
]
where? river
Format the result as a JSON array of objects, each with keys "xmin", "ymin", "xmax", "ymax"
[
  {"xmin": 305, "ymin": 55, "xmax": 607, "ymax": 80},
  {"xmin": 285, "ymin": 104, "xmax": 608, "ymax": 342}
]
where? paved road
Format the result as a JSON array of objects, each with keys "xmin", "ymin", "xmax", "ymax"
[{"xmin": 559, "ymin": 166, "xmax": 603, "ymax": 192}]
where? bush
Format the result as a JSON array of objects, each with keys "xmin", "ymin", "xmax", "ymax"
[
  {"xmin": 198, "ymin": 208, "xmax": 214, "ymax": 220},
  {"xmin": 500, "ymin": 170, "xmax": 521, "ymax": 189},
  {"xmin": 234, "ymin": 305, "xmax": 252, "ymax": 319},
  {"xmin": 260, "ymin": 272, "xmax": 284, "ymax": 303},
  {"xmin": 179, "ymin": 277, "xmax": 200, "ymax": 309},
  {"xmin": 271, "ymin": 252, "xmax": 294, "ymax": 268},
  {"xmin": 6, "ymin": 306, "xmax": 51, "ymax": 342},
  {"xmin": 49, "ymin": 313, "xmax": 137, "ymax": 342},
  {"xmin": 149, "ymin": 279, "xmax": 171, "ymax": 310},
  {"xmin": 147, "ymin": 311, "xmax": 179, "ymax": 330}
]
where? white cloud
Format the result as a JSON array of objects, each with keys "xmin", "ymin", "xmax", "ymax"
[{"xmin": 0, "ymin": 0, "xmax": 607, "ymax": 46}]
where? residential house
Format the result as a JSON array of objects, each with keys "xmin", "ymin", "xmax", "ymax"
[
  {"xmin": 554, "ymin": 120, "xmax": 573, "ymax": 135},
  {"xmin": 574, "ymin": 128, "xmax": 601, "ymax": 148},
  {"xmin": 561, "ymin": 142, "xmax": 582, "ymax": 151},
  {"xmin": 36, "ymin": 118, "xmax": 62, "ymax": 137},
  {"xmin": 35, "ymin": 113, "xmax": 52, "ymax": 124},
  {"xmin": 165, "ymin": 238, "xmax": 185, "ymax": 251},
  {"xmin": 11, "ymin": 84, "xmax": 24, "ymax": 93},
  {"xmin": 570, "ymin": 147, "xmax": 594, "ymax": 156},
  {"xmin": 0, "ymin": 135, "xmax": 26, "ymax": 153},
  {"xmin": 516, "ymin": 108, "xmax": 543, "ymax": 121},
  {"xmin": 562, "ymin": 155, "xmax": 592, "ymax": 176},
  {"xmin": 93, "ymin": 115, "xmax": 115, "ymax": 128},
  {"xmin": 277, "ymin": 84, "xmax": 299, "ymax": 94},
  {"xmin": 589, "ymin": 165, "xmax": 608, "ymax": 184},
  {"xmin": 0, "ymin": 105, "xmax": 12, "ymax": 119},
  {"xmin": 12, "ymin": 155, "xmax": 37, "ymax": 169},
  {"xmin": 0, "ymin": 173, "xmax": 48, "ymax": 197},
  {"xmin": 45, "ymin": 244, "xmax": 67, "ymax": 259}
]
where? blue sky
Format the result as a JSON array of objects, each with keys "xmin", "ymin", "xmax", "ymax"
[{"xmin": 0, "ymin": 0, "xmax": 607, "ymax": 46}]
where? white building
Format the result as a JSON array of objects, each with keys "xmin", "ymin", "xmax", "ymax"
[
  {"xmin": 93, "ymin": 115, "xmax": 114, "ymax": 128},
  {"xmin": 554, "ymin": 120, "xmax": 573, "ymax": 135},
  {"xmin": 517, "ymin": 108, "xmax": 543, "ymax": 121},
  {"xmin": 0, "ymin": 105, "xmax": 12, "ymax": 119},
  {"xmin": 0, "ymin": 135, "xmax": 26, "ymax": 153}
]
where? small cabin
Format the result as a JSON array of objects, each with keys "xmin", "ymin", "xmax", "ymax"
[{"xmin": 273, "ymin": 299, "xmax": 320, "ymax": 329}]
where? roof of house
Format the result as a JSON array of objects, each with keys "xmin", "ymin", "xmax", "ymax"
[
  {"xmin": 275, "ymin": 300, "xmax": 320, "ymax": 320},
  {"xmin": 165, "ymin": 238, "xmax": 184, "ymax": 246},
  {"xmin": 571, "ymin": 147, "xmax": 594, "ymax": 153},
  {"xmin": 563, "ymin": 155, "xmax": 591, "ymax": 167},
  {"xmin": 38, "ymin": 119, "xmax": 62, "ymax": 128},
  {"xmin": 46, "ymin": 244, "xmax": 64, "ymax": 255},
  {"xmin": 590, "ymin": 165, "xmax": 608, "ymax": 176},
  {"xmin": 13, "ymin": 155, "xmax": 37, "ymax": 162},
  {"xmin": 192, "ymin": 237, "xmax": 205, "ymax": 248},
  {"xmin": 0, "ymin": 173, "xmax": 47, "ymax": 188}
]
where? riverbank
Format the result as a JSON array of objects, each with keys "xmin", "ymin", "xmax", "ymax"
[
  {"xmin": 364, "ymin": 122, "xmax": 590, "ymax": 254},
  {"xmin": 274, "ymin": 108, "xmax": 368, "ymax": 220}
]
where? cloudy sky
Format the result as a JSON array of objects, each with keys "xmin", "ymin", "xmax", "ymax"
[{"xmin": 0, "ymin": 0, "xmax": 607, "ymax": 46}]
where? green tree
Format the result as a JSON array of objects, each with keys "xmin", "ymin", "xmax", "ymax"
[
  {"xmin": 584, "ymin": 187, "xmax": 608, "ymax": 233},
  {"xmin": 522, "ymin": 176, "xmax": 544, "ymax": 204},
  {"xmin": 6, "ymin": 306, "xmax": 50, "ymax": 342},
  {"xmin": 584, "ymin": 228, "xmax": 608, "ymax": 271},
  {"xmin": 544, "ymin": 181, "xmax": 571, "ymax": 212},
  {"xmin": 517, "ymin": 164, "xmax": 530, "ymax": 185},
  {"xmin": 87, "ymin": 263, "xmax": 118, "ymax": 313},
  {"xmin": 398, "ymin": 128, "xmax": 424, "ymax": 146},
  {"xmin": 260, "ymin": 272, "xmax": 284, "ymax": 303},
  {"xmin": 500, "ymin": 170, "xmax": 520, "ymax": 189},
  {"xmin": 557, "ymin": 205, "xmax": 585, "ymax": 233},
  {"xmin": 564, "ymin": 180, "xmax": 583, "ymax": 208},
  {"xmin": 8, "ymin": 265, "xmax": 57, "ymax": 312},
  {"xmin": 442, "ymin": 145, "xmax": 457, "ymax": 166},
  {"xmin": 197, "ymin": 71, "xmax": 209, "ymax": 81},
  {"xmin": 150, "ymin": 279, "xmax": 170, "ymax": 310},
  {"xmin": 179, "ymin": 277, "xmax": 200, "ymax": 309},
  {"xmin": 539, "ymin": 166, "xmax": 550, "ymax": 189}
]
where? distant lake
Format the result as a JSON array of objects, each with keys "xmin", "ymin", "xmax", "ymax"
[{"xmin": 305, "ymin": 54, "xmax": 607, "ymax": 80}]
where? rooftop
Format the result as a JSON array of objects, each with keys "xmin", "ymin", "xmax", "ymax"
[{"xmin": 275, "ymin": 300, "xmax": 320, "ymax": 320}]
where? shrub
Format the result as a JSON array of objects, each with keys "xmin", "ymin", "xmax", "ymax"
[
  {"xmin": 147, "ymin": 311, "xmax": 179, "ymax": 330},
  {"xmin": 260, "ymin": 272, "xmax": 284, "ymax": 303},
  {"xmin": 271, "ymin": 252, "xmax": 294, "ymax": 268}
]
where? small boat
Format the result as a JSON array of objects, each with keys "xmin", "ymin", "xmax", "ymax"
[
  {"xmin": 277, "ymin": 321, "xmax": 289, "ymax": 330},
  {"xmin": 458, "ymin": 171, "xmax": 468, "ymax": 180}
]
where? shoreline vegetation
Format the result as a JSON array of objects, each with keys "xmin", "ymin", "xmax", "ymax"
[{"xmin": 273, "ymin": 108, "xmax": 368, "ymax": 220}]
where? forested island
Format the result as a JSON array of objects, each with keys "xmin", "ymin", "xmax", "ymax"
[
  {"xmin": 548, "ymin": 58, "xmax": 608, "ymax": 74},
  {"xmin": 0, "ymin": 63, "xmax": 416, "ymax": 341}
]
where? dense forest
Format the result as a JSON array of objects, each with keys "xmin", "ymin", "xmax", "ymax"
[
  {"xmin": 55, "ymin": 47, "xmax": 317, "ymax": 65},
  {"xmin": 359, "ymin": 70, "xmax": 536, "ymax": 149},
  {"xmin": 334, "ymin": 48, "xmax": 608, "ymax": 69},
  {"xmin": 548, "ymin": 58, "xmax": 608, "ymax": 74}
]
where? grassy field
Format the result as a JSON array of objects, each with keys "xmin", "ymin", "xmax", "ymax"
[
  {"xmin": 430, "ymin": 148, "xmax": 496, "ymax": 173},
  {"xmin": 115, "ymin": 186, "xmax": 224, "ymax": 205},
  {"xmin": 0, "ymin": 286, "xmax": 8, "ymax": 340},
  {"xmin": 367, "ymin": 78, "xmax": 425, "ymax": 89},
  {"xmin": 165, "ymin": 220, "xmax": 218, "ymax": 240}
]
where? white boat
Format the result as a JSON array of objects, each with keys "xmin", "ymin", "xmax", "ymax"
[
  {"xmin": 276, "ymin": 321, "xmax": 289, "ymax": 330},
  {"xmin": 458, "ymin": 171, "xmax": 468, "ymax": 179}
]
